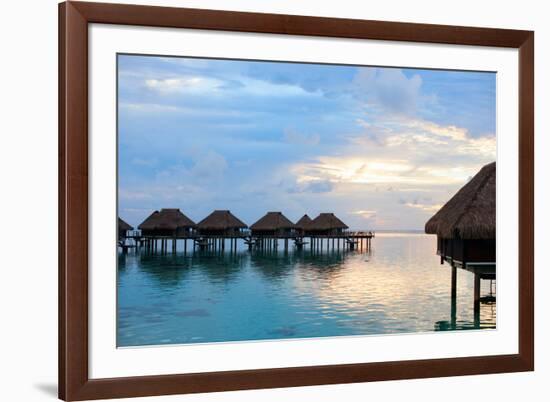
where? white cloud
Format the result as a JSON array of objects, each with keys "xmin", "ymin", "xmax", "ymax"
[
  {"xmin": 353, "ymin": 68, "xmax": 423, "ymax": 115},
  {"xmin": 353, "ymin": 210, "xmax": 377, "ymax": 219},
  {"xmin": 145, "ymin": 76, "xmax": 223, "ymax": 94},
  {"xmin": 289, "ymin": 115, "xmax": 495, "ymax": 190},
  {"xmin": 402, "ymin": 202, "xmax": 443, "ymax": 213}
]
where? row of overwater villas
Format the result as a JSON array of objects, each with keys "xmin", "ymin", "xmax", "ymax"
[{"xmin": 118, "ymin": 210, "xmax": 364, "ymax": 240}]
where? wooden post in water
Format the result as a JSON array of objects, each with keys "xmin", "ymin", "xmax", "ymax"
[
  {"xmin": 451, "ymin": 265, "xmax": 457, "ymax": 299},
  {"xmin": 473, "ymin": 272, "xmax": 481, "ymax": 327},
  {"xmin": 451, "ymin": 265, "xmax": 457, "ymax": 328}
]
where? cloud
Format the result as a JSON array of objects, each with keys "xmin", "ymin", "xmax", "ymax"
[
  {"xmin": 286, "ymin": 179, "xmax": 334, "ymax": 194},
  {"xmin": 289, "ymin": 112, "xmax": 497, "ymax": 189},
  {"xmin": 143, "ymin": 73, "xmax": 311, "ymax": 99},
  {"xmin": 283, "ymin": 128, "xmax": 320, "ymax": 145},
  {"xmin": 190, "ymin": 150, "xmax": 228, "ymax": 180},
  {"xmin": 353, "ymin": 68, "xmax": 422, "ymax": 115},
  {"xmin": 131, "ymin": 157, "xmax": 157, "ymax": 167},
  {"xmin": 145, "ymin": 76, "xmax": 223, "ymax": 94},
  {"xmin": 119, "ymin": 189, "xmax": 153, "ymax": 201},
  {"xmin": 402, "ymin": 201, "xmax": 443, "ymax": 213},
  {"xmin": 353, "ymin": 210, "xmax": 377, "ymax": 219},
  {"xmin": 306, "ymin": 180, "xmax": 333, "ymax": 193}
]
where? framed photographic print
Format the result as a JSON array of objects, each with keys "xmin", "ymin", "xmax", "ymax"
[{"xmin": 59, "ymin": 1, "xmax": 534, "ymax": 400}]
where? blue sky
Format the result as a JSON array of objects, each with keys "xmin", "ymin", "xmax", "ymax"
[{"xmin": 118, "ymin": 54, "xmax": 496, "ymax": 230}]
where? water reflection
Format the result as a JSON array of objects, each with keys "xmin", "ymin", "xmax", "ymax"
[{"xmin": 117, "ymin": 233, "xmax": 496, "ymax": 347}]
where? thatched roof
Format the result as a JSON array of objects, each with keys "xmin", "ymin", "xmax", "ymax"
[
  {"xmin": 250, "ymin": 212, "xmax": 295, "ymax": 231},
  {"xmin": 138, "ymin": 208, "xmax": 196, "ymax": 230},
  {"xmin": 308, "ymin": 213, "xmax": 349, "ymax": 230},
  {"xmin": 197, "ymin": 210, "xmax": 248, "ymax": 230},
  {"xmin": 425, "ymin": 162, "xmax": 495, "ymax": 239},
  {"xmin": 118, "ymin": 217, "xmax": 133, "ymax": 231},
  {"xmin": 295, "ymin": 214, "xmax": 313, "ymax": 230}
]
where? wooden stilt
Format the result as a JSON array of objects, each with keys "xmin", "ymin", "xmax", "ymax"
[
  {"xmin": 474, "ymin": 273, "xmax": 481, "ymax": 327},
  {"xmin": 450, "ymin": 265, "xmax": 457, "ymax": 329},
  {"xmin": 451, "ymin": 265, "xmax": 457, "ymax": 299}
]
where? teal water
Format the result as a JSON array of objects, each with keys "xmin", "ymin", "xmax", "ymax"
[{"xmin": 117, "ymin": 233, "xmax": 496, "ymax": 347}]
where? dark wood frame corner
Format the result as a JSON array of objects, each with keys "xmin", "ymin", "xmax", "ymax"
[{"xmin": 59, "ymin": 1, "xmax": 534, "ymax": 400}]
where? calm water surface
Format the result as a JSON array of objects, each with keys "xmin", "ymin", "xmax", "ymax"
[{"xmin": 117, "ymin": 233, "xmax": 496, "ymax": 347}]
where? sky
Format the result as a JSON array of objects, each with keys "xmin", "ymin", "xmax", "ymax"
[{"xmin": 117, "ymin": 54, "xmax": 496, "ymax": 230}]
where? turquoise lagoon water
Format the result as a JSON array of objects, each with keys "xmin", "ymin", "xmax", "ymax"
[{"xmin": 117, "ymin": 232, "xmax": 496, "ymax": 347}]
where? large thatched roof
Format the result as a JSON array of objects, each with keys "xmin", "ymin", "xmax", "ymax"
[
  {"xmin": 250, "ymin": 212, "xmax": 295, "ymax": 231},
  {"xmin": 295, "ymin": 214, "xmax": 313, "ymax": 230},
  {"xmin": 138, "ymin": 208, "xmax": 196, "ymax": 230},
  {"xmin": 118, "ymin": 217, "xmax": 133, "ymax": 231},
  {"xmin": 309, "ymin": 213, "xmax": 349, "ymax": 231},
  {"xmin": 197, "ymin": 210, "xmax": 248, "ymax": 230},
  {"xmin": 425, "ymin": 162, "xmax": 495, "ymax": 239}
]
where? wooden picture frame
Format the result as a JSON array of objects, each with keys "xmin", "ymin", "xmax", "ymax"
[{"xmin": 59, "ymin": 1, "xmax": 534, "ymax": 400}]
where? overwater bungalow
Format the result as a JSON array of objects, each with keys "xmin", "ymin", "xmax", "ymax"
[
  {"xmin": 308, "ymin": 213, "xmax": 349, "ymax": 236},
  {"xmin": 425, "ymin": 162, "xmax": 496, "ymax": 273},
  {"xmin": 295, "ymin": 214, "xmax": 313, "ymax": 236},
  {"xmin": 425, "ymin": 162, "xmax": 495, "ymax": 324},
  {"xmin": 138, "ymin": 208, "xmax": 196, "ymax": 237},
  {"xmin": 118, "ymin": 217, "xmax": 133, "ymax": 240},
  {"xmin": 197, "ymin": 210, "xmax": 248, "ymax": 236},
  {"xmin": 250, "ymin": 212, "xmax": 295, "ymax": 237}
]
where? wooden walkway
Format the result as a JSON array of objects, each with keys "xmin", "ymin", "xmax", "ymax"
[{"xmin": 119, "ymin": 230, "xmax": 374, "ymax": 254}]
